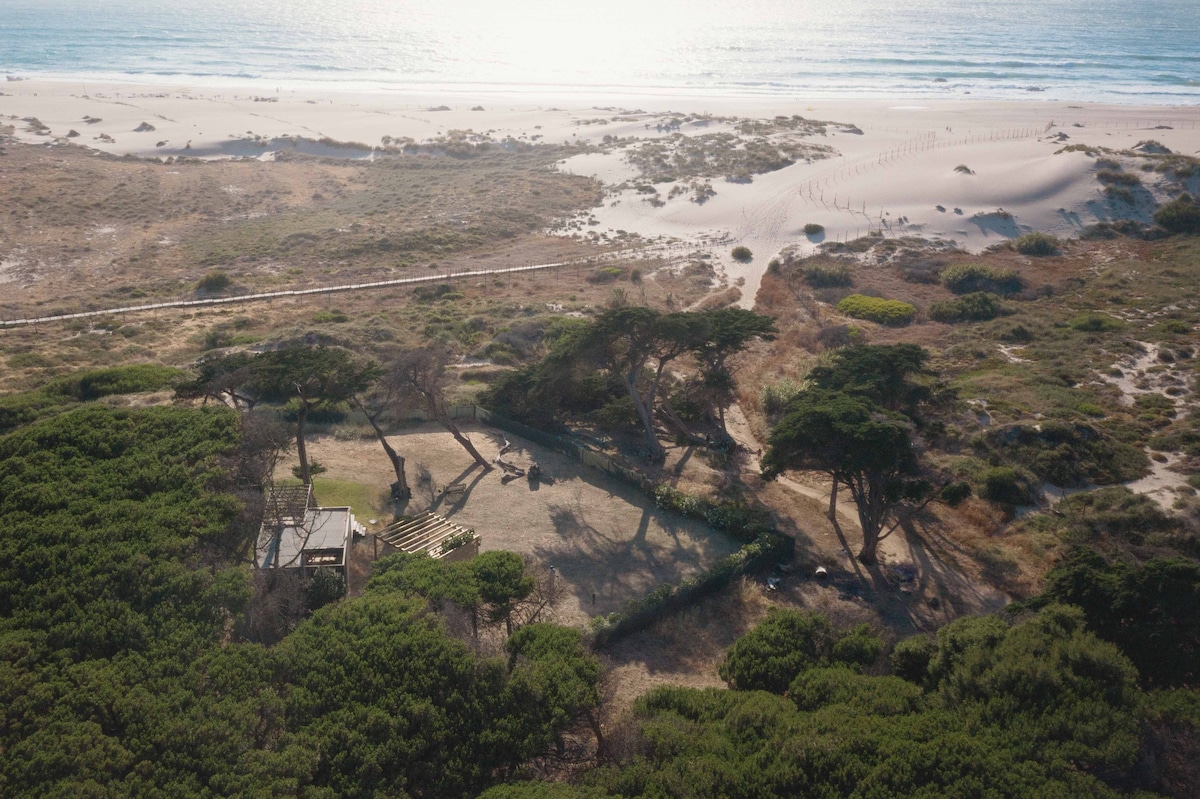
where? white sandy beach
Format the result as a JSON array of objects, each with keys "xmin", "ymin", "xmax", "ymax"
[{"xmin": 4, "ymin": 79, "xmax": 1199, "ymax": 300}]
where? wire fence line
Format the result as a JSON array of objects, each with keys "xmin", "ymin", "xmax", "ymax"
[{"xmin": 0, "ymin": 238, "xmax": 732, "ymax": 331}]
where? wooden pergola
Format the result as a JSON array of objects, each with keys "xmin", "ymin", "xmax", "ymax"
[{"xmin": 375, "ymin": 511, "xmax": 477, "ymax": 560}]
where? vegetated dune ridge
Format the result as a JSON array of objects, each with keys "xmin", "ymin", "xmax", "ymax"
[{"xmin": 3, "ymin": 79, "xmax": 1198, "ymax": 306}]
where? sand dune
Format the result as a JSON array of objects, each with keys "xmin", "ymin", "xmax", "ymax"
[{"xmin": 3, "ymin": 80, "xmax": 1198, "ymax": 302}]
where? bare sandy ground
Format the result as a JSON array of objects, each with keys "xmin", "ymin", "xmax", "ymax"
[{"xmin": 4, "ymin": 80, "xmax": 1198, "ymax": 307}]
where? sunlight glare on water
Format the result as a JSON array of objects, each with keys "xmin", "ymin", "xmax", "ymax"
[{"xmin": 1, "ymin": 0, "xmax": 1197, "ymax": 102}]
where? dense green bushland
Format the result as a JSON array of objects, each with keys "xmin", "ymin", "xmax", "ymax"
[
  {"xmin": 490, "ymin": 605, "xmax": 1184, "ymax": 798},
  {"xmin": 0, "ymin": 363, "xmax": 184, "ymax": 433},
  {"xmin": 0, "ymin": 405, "xmax": 600, "ymax": 798}
]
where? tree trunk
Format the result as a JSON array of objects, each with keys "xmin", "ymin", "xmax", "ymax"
[
  {"xmin": 827, "ymin": 478, "xmax": 839, "ymax": 521},
  {"xmin": 658, "ymin": 394, "xmax": 703, "ymax": 443},
  {"xmin": 361, "ymin": 407, "xmax": 409, "ymax": 499},
  {"xmin": 442, "ymin": 415, "xmax": 492, "ymax": 470},
  {"xmin": 295, "ymin": 404, "xmax": 311, "ymax": 486},
  {"xmin": 857, "ymin": 537, "xmax": 880, "ymax": 565},
  {"xmin": 625, "ymin": 372, "xmax": 664, "ymax": 462}
]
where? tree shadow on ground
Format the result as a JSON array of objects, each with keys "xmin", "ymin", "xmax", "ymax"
[
  {"xmin": 428, "ymin": 463, "xmax": 487, "ymax": 517},
  {"xmin": 537, "ymin": 497, "xmax": 718, "ymax": 619}
]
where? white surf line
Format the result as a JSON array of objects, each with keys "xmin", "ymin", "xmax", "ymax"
[{"xmin": 0, "ymin": 246, "xmax": 685, "ymax": 329}]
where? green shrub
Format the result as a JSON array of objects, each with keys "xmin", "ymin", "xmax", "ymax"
[
  {"xmin": 803, "ymin": 223, "xmax": 825, "ymax": 236},
  {"xmin": 1013, "ymin": 233, "xmax": 1060, "ymax": 256},
  {"xmin": 1096, "ymin": 169, "xmax": 1141, "ymax": 186},
  {"xmin": 413, "ymin": 283, "xmax": 462, "ymax": 302},
  {"xmin": 1156, "ymin": 319, "xmax": 1191, "ymax": 335},
  {"xmin": 940, "ymin": 263, "xmax": 1022, "ymax": 294},
  {"xmin": 306, "ymin": 568, "xmax": 346, "ymax": 611},
  {"xmin": 985, "ymin": 422, "xmax": 1147, "ymax": 487},
  {"xmin": 718, "ymin": 609, "xmax": 883, "ymax": 693},
  {"xmin": 196, "ymin": 270, "xmax": 232, "ymax": 293},
  {"xmin": 587, "ymin": 266, "xmax": 625, "ymax": 283},
  {"xmin": 891, "ymin": 634, "xmax": 936, "ymax": 684},
  {"xmin": 47, "ymin": 364, "xmax": 185, "ymax": 401},
  {"xmin": 940, "ymin": 482, "xmax": 972, "ymax": 506},
  {"xmin": 731, "ymin": 245, "xmax": 753, "ymax": 262},
  {"xmin": 800, "ymin": 262, "xmax": 851, "ymax": 288},
  {"xmin": 789, "ymin": 667, "xmax": 924, "ymax": 715},
  {"xmin": 312, "ymin": 309, "xmax": 349, "ymax": 324},
  {"xmin": 1000, "ymin": 324, "xmax": 1034, "ymax": 343},
  {"xmin": 929, "ymin": 292, "xmax": 1003, "ymax": 323},
  {"xmin": 1069, "ymin": 312, "xmax": 1124, "ymax": 332},
  {"xmin": 760, "ymin": 378, "xmax": 803, "ymax": 419},
  {"xmin": 1154, "ymin": 194, "xmax": 1200, "ymax": 235},
  {"xmin": 980, "ymin": 466, "xmax": 1036, "ymax": 506},
  {"xmin": 836, "ymin": 294, "xmax": 916, "ymax": 326}
]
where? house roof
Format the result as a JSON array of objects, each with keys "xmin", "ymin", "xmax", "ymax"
[{"xmin": 257, "ymin": 506, "xmax": 353, "ymax": 570}]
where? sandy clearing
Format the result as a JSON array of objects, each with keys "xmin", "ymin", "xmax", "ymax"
[{"xmin": 280, "ymin": 420, "xmax": 742, "ymax": 627}]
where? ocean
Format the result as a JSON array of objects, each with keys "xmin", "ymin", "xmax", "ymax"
[{"xmin": 2, "ymin": 0, "xmax": 1198, "ymax": 104}]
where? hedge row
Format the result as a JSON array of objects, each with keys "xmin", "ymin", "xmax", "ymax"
[
  {"xmin": 653, "ymin": 484, "xmax": 774, "ymax": 542},
  {"xmin": 590, "ymin": 530, "xmax": 793, "ymax": 650}
]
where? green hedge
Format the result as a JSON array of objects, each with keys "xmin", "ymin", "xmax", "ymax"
[
  {"xmin": 590, "ymin": 530, "xmax": 793, "ymax": 650},
  {"xmin": 653, "ymin": 484, "xmax": 774, "ymax": 542},
  {"xmin": 836, "ymin": 294, "xmax": 916, "ymax": 326}
]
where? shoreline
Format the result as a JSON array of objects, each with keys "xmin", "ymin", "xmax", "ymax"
[{"xmin": 7, "ymin": 64, "xmax": 1200, "ymax": 107}]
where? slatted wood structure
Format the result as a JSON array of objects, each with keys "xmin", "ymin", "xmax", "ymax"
[
  {"xmin": 263, "ymin": 484, "xmax": 314, "ymax": 526},
  {"xmin": 375, "ymin": 512, "xmax": 476, "ymax": 559}
]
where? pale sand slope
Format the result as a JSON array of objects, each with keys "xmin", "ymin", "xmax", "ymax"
[{"xmin": 3, "ymin": 80, "xmax": 1199, "ymax": 302}]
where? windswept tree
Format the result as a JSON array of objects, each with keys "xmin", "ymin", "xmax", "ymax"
[
  {"xmin": 569, "ymin": 307, "xmax": 758, "ymax": 461},
  {"xmin": 687, "ymin": 307, "xmax": 777, "ymax": 437},
  {"xmin": 391, "ymin": 347, "xmax": 491, "ymax": 470},
  {"xmin": 253, "ymin": 346, "xmax": 380, "ymax": 485},
  {"xmin": 807, "ymin": 343, "xmax": 934, "ymax": 416},
  {"xmin": 174, "ymin": 351, "xmax": 260, "ymax": 409},
  {"xmin": 761, "ymin": 389, "xmax": 930, "ymax": 564},
  {"xmin": 569, "ymin": 307, "xmax": 671, "ymax": 461},
  {"xmin": 486, "ymin": 307, "xmax": 775, "ymax": 458}
]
